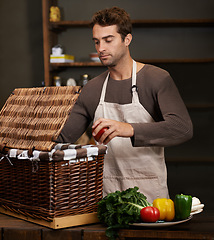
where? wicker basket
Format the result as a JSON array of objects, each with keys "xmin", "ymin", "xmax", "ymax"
[
  {"xmin": 0, "ymin": 87, "xmax": 106, "ymax": 228},
  {"xmin": 0, "ymin": 144, "xmax": 106, "ymax": 222}
]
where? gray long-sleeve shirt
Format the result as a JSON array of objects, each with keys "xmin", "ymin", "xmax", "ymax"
[{"xmin": 56, "ymin": 64, "xmax": 193, "ymax": 147}]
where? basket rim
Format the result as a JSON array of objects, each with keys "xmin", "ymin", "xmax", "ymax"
[{"xmin": 0, "ymin": 143, "xmax": 107, "ymax": 162}]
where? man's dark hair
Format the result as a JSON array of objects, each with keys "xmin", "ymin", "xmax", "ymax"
[{"xmin": 91, "ymin": 6, "xmax": 132, "ymax": 41}]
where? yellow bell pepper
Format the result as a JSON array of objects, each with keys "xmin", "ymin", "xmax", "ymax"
[{"xmin": 153, "ymin": 198, "xmax": 175, "ymax": 221}]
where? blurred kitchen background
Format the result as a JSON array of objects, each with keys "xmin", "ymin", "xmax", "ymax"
[{"xmin": 0, "ymin": 0, "xmax": 214, "ymax": 211}]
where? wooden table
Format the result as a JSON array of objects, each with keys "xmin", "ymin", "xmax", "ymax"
[{"xmin": 0, "ymin": 211, "xmax": 213, "ymax": 240}]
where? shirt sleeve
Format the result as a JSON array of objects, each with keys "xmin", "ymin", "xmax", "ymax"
[
  {"xmin": 56, "ymin": 100, "xmax": 90, "ymax": 144},
  {"xmin": 130, "ymin": 73, "xmax": 193, "ymax": 147}
]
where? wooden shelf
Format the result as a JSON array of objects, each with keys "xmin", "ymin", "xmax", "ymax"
[
  {"xmin": 166, "ymin": 157, "xmax": 214, "ymax": 163},
  {"xmin": 50, "ymin": 58, "xmax": 214, "ymax": 68},
  {"xmin": 138, "ymin": 58, "xmax": 214, "ymax": 63},
  {"xmin": 50, "ymin": 20, "xmax": 90, "ymax": 28},
  {"xmin": 50, "ymin": 19, "xmax": 214, "ymax": 29},
  {"xmin": 132, "ymin": 18, "xmax": 214, "ymax": 27},
  {"xmin": 51, "ymin": 62, "xmax": 103, "ymax": 67},
  {"xmin": 186, "ymin": 103, "xmax": 214, "ymax": 109}
]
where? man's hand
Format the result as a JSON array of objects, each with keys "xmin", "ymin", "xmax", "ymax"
[{"xmin": 92, "ymin": 118, "xmax": 134, "ymax": 144}]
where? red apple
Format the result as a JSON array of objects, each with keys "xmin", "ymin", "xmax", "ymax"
[{"xmin": 94, "ymin": 127, "xmax": 108, "ymax": 142}]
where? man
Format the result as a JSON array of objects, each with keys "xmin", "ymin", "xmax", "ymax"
[{"xmin": 56, "ymin": 7, "xmax": 193, "ymax": 203}]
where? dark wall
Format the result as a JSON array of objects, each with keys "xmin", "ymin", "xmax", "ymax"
[
  {"xmin": 0, "ymin": 0, "xmax": 44, "ymax": 108},
  {"xmin": 0, "ymin": 0, "xmax": 214, "ymax": 212}
]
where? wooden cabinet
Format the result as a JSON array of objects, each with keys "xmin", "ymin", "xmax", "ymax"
[
  {"xmin": 42, "ymin": 1, "xmax": 214, "ymax": 85},
  {"xmin": 42, "ymin": 0, "xmax": 214, "ymax": 162}
]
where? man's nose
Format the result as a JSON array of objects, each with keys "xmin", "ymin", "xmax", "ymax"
[{"xmin": 97, "ymin": 41, "xmax": 106, "ymax": 53}]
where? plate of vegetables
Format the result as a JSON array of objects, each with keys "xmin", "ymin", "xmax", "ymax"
[
  {"xmin": 97, "ymin": 187, "xmax": 204, "ymax": 240},
  {"xmin": 130, "ymin": 193, "xmax": 196, "ymax": 227}
]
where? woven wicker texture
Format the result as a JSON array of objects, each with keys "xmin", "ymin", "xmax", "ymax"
[
  {"xmin": 0, "ymin": 153, "xmax": 104, "ymax": 221},
  {"xmin": 0, "ymin": 86, "xmax": 81, "ymax": 151}
]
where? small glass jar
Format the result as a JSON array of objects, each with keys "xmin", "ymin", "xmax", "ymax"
[
  {"xmin": 53, "ymin": 76, "xmax": 61, "ymax": 86},
  {"xmin": 82, "ymin": 74, "xmax": 89, "ymax": 86}
]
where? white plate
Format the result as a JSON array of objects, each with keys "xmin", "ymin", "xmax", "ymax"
[{"xmin": 129, "ymin": 216, "xmax": 192, "ymax": 228}]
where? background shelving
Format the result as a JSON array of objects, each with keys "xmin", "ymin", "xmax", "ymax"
[{"xmin": 42, "ymin": 0, "xmax": 214, "ymax": 161}]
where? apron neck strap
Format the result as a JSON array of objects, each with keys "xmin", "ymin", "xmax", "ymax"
[
  {"xmin": 132, "ymin": 60, "xmax": 137, "ymax": 86},
  {"xmin": 100, "ymin": 72, "xmax": 109, "ymax": 103}
]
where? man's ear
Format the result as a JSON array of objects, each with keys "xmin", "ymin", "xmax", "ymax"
[{"xmin": 124, "ymin": 33, "xmax": 132, "ymax": 46}]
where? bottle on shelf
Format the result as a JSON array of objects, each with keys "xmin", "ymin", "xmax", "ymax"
[
  {"xmin": 53, "ymin": 76, "xmax": 62, "ymax": 86},
  {"xmin": 81, "ymin": 74, "xmax": 89, "ymax": 87}
]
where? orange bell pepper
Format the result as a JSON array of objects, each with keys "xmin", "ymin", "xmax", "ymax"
[{"xmin": 153, "ymin": 198, "xmax": 175, "ymax": 221}]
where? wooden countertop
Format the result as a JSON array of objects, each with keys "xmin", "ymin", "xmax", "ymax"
[{"xmin": 0, "ymin": 211, "xmax": 214, "ymax": 240}]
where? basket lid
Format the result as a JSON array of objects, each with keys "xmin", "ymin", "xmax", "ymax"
[{"xmin": 0, "ymin": 86, "xmax": 81, "ymax": 151}]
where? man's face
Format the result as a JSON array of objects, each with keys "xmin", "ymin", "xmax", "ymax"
[{"xmin": 92, "ymin": 24, "xmax": 128, "ymax": 67}]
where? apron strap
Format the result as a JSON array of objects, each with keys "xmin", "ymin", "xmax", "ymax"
[
  {"xmin": 131, "ymin": 60, "xmax": 141, "ymax": 104},
  {"xmin": 100, "ymin": 72, "xmax": 109, "ymax": 104},
  {"xmin": 132, "ymin": 60, "xmax": 137, "ymax": 86}
]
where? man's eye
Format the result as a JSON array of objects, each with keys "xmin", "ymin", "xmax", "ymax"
[{"xmin": 106, "ymin": 39, "xmax": 112, "ymax": 43}]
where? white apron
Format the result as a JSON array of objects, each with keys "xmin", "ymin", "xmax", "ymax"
[{"xmin": 94, "ymin": 60, "xmax": 169, "ymax": 203}]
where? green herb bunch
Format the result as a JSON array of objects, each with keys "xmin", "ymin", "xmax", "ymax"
[{"xmin": 97, "ymin": 187, "xmax": 151, "ymax": 240}]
